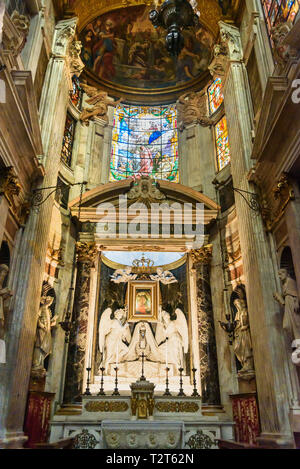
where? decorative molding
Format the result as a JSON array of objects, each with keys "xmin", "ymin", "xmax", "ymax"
[
  {"xmin": 155, "ymin": 401, "xmax": 199, "ymax": 413},
  {"xmin": 127, "ymin": 176, "xmax": 166, "ymax": 205},
  {"xmin": 85, "ymin": 401, "xmax": 129, "ymax": 412},
  {"xmin": 76, "ymin": 242, "xmax": 98, "ymax": 265},
  {"xmin": 0, "ymin": 166, "xmax": 21, "ymax": 214}
]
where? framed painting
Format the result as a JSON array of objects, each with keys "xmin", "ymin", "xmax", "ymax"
[{"xmin": 127, "ymin": 281, "xmax": 159, "ymax": 323}]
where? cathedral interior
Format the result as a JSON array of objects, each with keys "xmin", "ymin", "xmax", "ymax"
[{"xmin": 0, "ymin": 0, "xmax": 300, "ymax": 451}]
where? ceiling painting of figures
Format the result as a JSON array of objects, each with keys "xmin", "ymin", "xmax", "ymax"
[{"xmin": 79, "ymin": 5, "xmax": 215, "ymax": 93}]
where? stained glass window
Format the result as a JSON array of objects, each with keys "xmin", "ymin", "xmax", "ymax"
[
  {"xmin": 215, "ymin": 116, "xmax": 231, "ymax": 171},
  {"xmin": 70, "ymin": 75, "xmax": 83, "ymax": 110},
  {"xmin": 208, "ymin": 78, "xmax": 224, "ymax": 115},
  {"xmin": 61, "ymin": 113, "xmax": 76, "ymax": 167},
  {"xmin": 261, "ymin": 0, "xmax": 300, "ymax": 37},
  {"xmin": 110, "ymin": 105, "xmax": 179, "ymax": 182}
]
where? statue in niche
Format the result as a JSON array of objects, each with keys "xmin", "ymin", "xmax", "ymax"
[
  {"xmin": 156, "ymin": 305, "xmax": 189, "ymax": 369},
  {"xmin": 0, "ymin": 264, "xmax": 12, "ymax": 364},
  {"xmin": 274, "ymin": 268, "xmax": 300, "ymax": 341},
  {"xmin": 32, "ymin": 284, "xmax": 58, "ymax": 373},
  {"xmin": 233, "ymin": 298, "xmax": 254, "ymax": 373},
  {"xmin": 99, "ymin": 306, "xmax": 131, "ymax": 373},
  {"xmin": 80, "ymin": 84, "xmax": 122, "ymax": 124},
  {"xmin": 150, "ymin": 267, "xmax": 178, "ymax": 285},
  {"xmin": 110, "ymin": 266, "xmax": 137, "ymax": 284}
]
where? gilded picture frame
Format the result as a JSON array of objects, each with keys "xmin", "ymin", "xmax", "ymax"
[{"xmin": 127, "ymin": 281, "xmax": 159, "ymax": 323}]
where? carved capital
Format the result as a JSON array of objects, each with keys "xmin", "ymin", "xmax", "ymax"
[
  {"xmin": 208, "ymin": 43, "xmax": 228, "ymax": 80},
  {"xmin": 190, "ymin": 244, "xmax": 213, "ymax": 266},
  {"xmin": 0, "ymin": 166, "xmax": 21, "ymax": 213},
  {"xmin": 52, "ymin": 17, "xmax": 78, "ymax": 58},
  {"xmin": 177, "ymin": 90, "xmax": 213, "ymax": 130},
  {"xmin": 218, "ymin": 21, "xmax": 243, "ymax": 63},
  {"xmin": 76, "ymin": 242, "xmax": 97, "ymax": 266}
]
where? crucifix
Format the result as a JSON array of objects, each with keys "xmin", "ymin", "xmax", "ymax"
[{"xmin": 140, "ymin": 352, "xmax": 146, "ymax": 381}]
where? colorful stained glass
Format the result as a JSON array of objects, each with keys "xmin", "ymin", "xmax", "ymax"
[
  {"xmin": 215, "ymin": 116, "xmax": 231, "ymax": 171},
  {"xmin": 61, "ymin": 113, "xmax": 75, "ymax": 167},
  {"xmin": 261, "ymin": 0, "xmax": 300, "ymax": 37},
  {"xmin": 70, "ymin": 75, "xmax": 82, "ymax": 109},
  {"xmin": 208, "ymin": 78, "xmax": 224, "ymax": 115},
  {"xmin": 110, "ymin": 105, "xmax": 179, "ymax": 182}
]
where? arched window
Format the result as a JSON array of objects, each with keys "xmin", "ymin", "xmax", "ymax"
[
  {"xmin": 261, "ymin": 0, "xmax": 300, "ymax": 38},
  {"xmin": 110, "ymin": 104, "xmax": 179, "ymax": 182}
]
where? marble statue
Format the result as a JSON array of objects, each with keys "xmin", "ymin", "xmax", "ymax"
[
  {"xmin": 292, "ymin": 340, "xmax": 300, "ymax": 366},
  {"xmin": 99, "ymin": 307, "xmax": 131, "ymax": 373},
  {"xmin": 80, "ymin": 84, "xmax": 122, "ymax": 124},
  {"xmin": 110, "ymin": 266, "xmax": 137, "ymax": 284},
  {"xmin": 233, "ymin": 299, "xmax": 254, "ymax": 373},
  {"xmin": 156, "ymin": 307, "xmax": 189, "ymax": 369},
  {"xmin": 0, "ymin": 264, "xmax": 12, "ymax": 364},
  {"xmin": 274, "ymin": 269, "xmax": 300, "ymax": 341},
  {"xmin": 32, "ymin": 289, "xmax": 58, "ymax": 372},
  {"xmin": 150, "ymin": 267, "xmax": 178, "ymax": 285}
]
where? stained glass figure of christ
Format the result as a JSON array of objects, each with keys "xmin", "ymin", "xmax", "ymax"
[{"xmin": 110, "ymin": 105, "xmax": 179, "ymax": 182}]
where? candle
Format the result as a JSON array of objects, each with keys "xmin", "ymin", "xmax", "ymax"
[
  {"xmin": 116, "ymin": 342, "xmax": 119, "ymax": 368},
  {"xmin": 165, "ymin": 337, "xmax": 168, "ymax": 368}
]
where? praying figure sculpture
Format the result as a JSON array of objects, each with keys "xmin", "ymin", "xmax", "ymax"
[
  {"xmin": 233, "ymin": 299, "xmax": 254, "ymax": 373},
  {"xmin": 32, "ymin": 285, "xmax": 58, "ymax": 373},
  {"xmin": 0, "ymin": 264, "xmax": 12, "ymax": 364},
  {"xmin": 274, "ymin": 268, "xmax": 300, "ymax": 341}
]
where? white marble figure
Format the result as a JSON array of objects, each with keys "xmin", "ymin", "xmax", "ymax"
[
  {"xmin": 150, "ymin": 267, "xmax": 178, "ymax": 285},
  {"xmin": 156, "ymin": 308, "xmax": 189, "ymax": 369},
  {"xmin": 32, "ymin": 295, "xmax": 58, "ymax": 371},
  {"xmin": 99, "ymin": 307, "xmax": 131, "ymax": 373},
  {"xmin": 123, "ymin": 321, "xmax": 164, "ymax": 364},
  {"xmin": 274, "ymin": 269, "xmax": 300, "ymax": 341},
  {"xmin": 110, "ymin": 266, "xmax": 138, "ymax": 284},
  {"xmin": 0, "ymin": 264, "xmax": 12, "ymax": 364}
]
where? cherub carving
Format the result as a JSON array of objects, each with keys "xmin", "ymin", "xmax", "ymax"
[
  {"xmin": 110, "ymin": 266, "xmax": 137, "ymax": 284},
  {"xmin": 80, "ymin": 84, "xmax": 122, "ymax": 124},
  {"xmin": 150, "ymin": 267, "xmax": 178, "ymax": 285}
]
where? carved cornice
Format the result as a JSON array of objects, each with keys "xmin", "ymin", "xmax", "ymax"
[
  {"xmin": 76, "ymin": 241, "xmax": 97, "ymax": 265},
  {"xmin": 190, "ymin": 244, "xmax": 213, "ymax": 266}
]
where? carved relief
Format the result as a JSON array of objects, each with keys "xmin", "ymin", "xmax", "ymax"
[
  {"xmin": 80, "ymin": 84, "xmax": 122, "ymax": 125},
  {"xmin": 271, "ymin": 22, "xmax": 298, "ymax": 70},
  {"xmin": 67, "ymin": 40, "xmax": 85, "ymax": 78},
  {"xmin": 11, "ymin": 10, "xmax": 30, "ymax": 38},
  {"xmin": 0, "ymin": 167, "xmax": 21, "ymax": 214},
  {"xmin": 208, "ymin": 43, "xmax": 228, "ymax": 80},
  {"xmin": 177, "ymin": 90, "xmax": 213, "ymax": 130},
  {"xmin": 127, "ymin": 176, "xmax": 166, "ymax": 205},
  {"xmin": 85, "ymin": 401, "xmax": 129, "ymax": 412},
  {"xmin": 155, "ymin": 401, "xmax": 199, "ymax": 413}
]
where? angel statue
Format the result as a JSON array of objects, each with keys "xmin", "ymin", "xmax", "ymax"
[
  {"xmin": 150, "ymin": 267, "xmax": 178, "ymax": 285},
  {"xmin": 99, "ymin": 306, "xmax": 131, "ymax": 373},
  {"xmin": 156, "ymin": 305, "xmax": 189, "ymax": 369},
  {"xmin": 80, "ymin": 84, "xmax": 122, "ymax": 125},
  {"xmin": 110, "ymin": 266, "xmax": 137, "ymax": 284}
]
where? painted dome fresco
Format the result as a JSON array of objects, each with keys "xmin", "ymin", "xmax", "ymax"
[{"xmin": 78, "ymin": 4, "xmax": 215, "ymax": 95}]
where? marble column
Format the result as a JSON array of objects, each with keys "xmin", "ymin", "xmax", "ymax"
[
  {"xmin": 216, "ymin": 21, "xmax": 294, "ymax": 446},
  {"xmin": 63, "ymin": 242, "xmax": 97, "ymax": 404},
  {"xmin": 191, "ymin": 246, "xmax": 221, "ymax": 405},
  {"xmin": 0, "ymin": 18, "xmax": 78, "ymax": 448}
]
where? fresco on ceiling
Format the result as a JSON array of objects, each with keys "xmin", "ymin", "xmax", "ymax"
[{"xmin": 79, "ymin": 5, "xmax": 214, "ymax": 90}]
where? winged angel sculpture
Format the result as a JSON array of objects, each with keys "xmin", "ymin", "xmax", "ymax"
[
  {"xmin": 98, "ymin": 304, "xmax": 189, "ymax": 374},
  {"xmin": 80, "ymin": 84, "xmax": 122, "ymax": 124}
]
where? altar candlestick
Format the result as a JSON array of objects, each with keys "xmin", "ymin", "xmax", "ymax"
[
  {"xmin": 165, "ymin": 337, "xmax": 169, "ymax": 369},
  {"xmin": 116, "ymin": 342, "xmax": 119, "ymax": 368}
]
